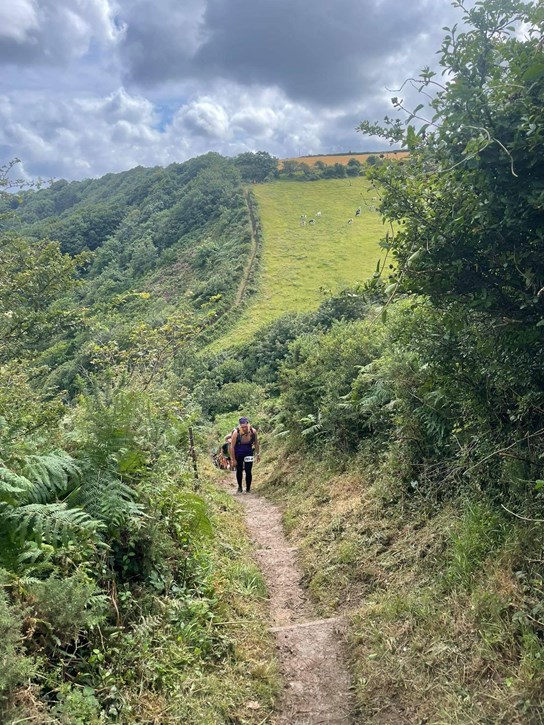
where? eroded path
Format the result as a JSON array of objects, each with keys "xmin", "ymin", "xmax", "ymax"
[{"xmin": 226, "ymin": 480, "xmax": 354, "ymax": 724}]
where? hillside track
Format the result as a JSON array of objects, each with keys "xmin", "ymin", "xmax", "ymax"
[
  {"xmin": 223, "ymin": 477, "xmax": 355, "ymax": 724},
  {"xmin": 235, "ymin": 189, "xmax": 260, "ymax": 306},
  {"xmin": 196, "ymin": 187, "xmax": 260, "ymax": 346}
]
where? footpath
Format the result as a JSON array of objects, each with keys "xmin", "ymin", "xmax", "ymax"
[{"xmin": 225, "ymin": 480, "xmax": 354, "ymax": 724}]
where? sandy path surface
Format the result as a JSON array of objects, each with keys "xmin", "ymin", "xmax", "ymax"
[{"xmin": 225, "ymin": 479, "xmax": 355, "ymax": 724}]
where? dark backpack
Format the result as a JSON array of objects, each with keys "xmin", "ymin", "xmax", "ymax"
[{"xmin": 234, "ymin": 426, "xmax": 255, "ymax": 446}]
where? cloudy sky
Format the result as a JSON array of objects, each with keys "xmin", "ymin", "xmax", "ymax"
[{"xmin": 0, "ymin": 0, "xmax": 464, "ymax": 181}]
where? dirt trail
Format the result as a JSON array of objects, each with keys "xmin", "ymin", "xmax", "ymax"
[
  {"xmin": 235, "ymin": 189, "xmax": 259, "ymax": 305},
  {"xmin": 225, "ymin": 479, "xmax": 354, "ymax": 724}
]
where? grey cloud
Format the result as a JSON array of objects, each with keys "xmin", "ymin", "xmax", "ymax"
[
  {"xmin": 119, "ymin": 0, "xmax": 208, "ymax": 84},
  {"xmin": 196, "ymin": 0, "xmax": 409, "ymax": 104},
  {"xmin": 320, "ymin": 111, "xmax": 383, "ymax": 155},
  {"xmin": 119, "ymin": 0, "xmax": 459, "ymax": 107}
]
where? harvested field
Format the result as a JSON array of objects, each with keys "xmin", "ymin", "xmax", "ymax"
[{"xmin": 280, "ymin": 151, "xmax": 408, "ymax": 168}]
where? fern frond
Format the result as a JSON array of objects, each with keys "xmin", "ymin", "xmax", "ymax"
[
  {"xmin": 299, "ymin": 412, "xmax": 325, "ymax": 438},
  {"xmin": 67, "ymin": 472, "xmax": 141, "ymax": 530},
  {"xmin": 132, "ymin": 613, "xmax": 164, "ymax": 641},
  {"xmin": 20, "ymin": 452, "xmax": 80, "ymax": 503},
  {"xmin": 169, "ymin": 492, "xmax": 212, "ymax": 541},
  {"xmin": 0, "ymin": 466, "xmax": 33, "ymax": 505},
  {"xmin": 4, "ymin": 502, "xmax": 102, "ymax": 547},
  {"xmin": 17, "ymin": 541, "xmax": 55, "ymax": 565},
  {"xmin": 0, "ymin": 571, "xmax": 43, "ymax": 589},
  {"xmin": 301, "ymin": 423, "xmax": 325, "ymax": 437}
]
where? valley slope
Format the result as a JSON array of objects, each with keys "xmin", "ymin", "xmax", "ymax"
[{"xmin": 216, "ymin": 176, "xmax": 387, "ymax": 348}]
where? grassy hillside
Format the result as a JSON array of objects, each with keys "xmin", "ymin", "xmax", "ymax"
[{"xmin": 217, "ymin": 177, "xmax": 386, "ymax": 347}]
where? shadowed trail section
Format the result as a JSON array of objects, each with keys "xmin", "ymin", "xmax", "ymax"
[{"xmin": 224, "ymin": 478, "xmax": 354, "ymax": 724}]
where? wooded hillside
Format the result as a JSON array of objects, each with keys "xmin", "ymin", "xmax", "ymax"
[{"xmin": 0, "ymin": 151, "xmax": 281, "ymax": 723}]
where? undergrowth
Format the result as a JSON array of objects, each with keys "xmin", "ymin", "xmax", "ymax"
[
  {"xmin": 117, "ymin": 476, "xmax": 280, "ymax": 724},
  {"xmin": 259, "ymin": 449, "xmax": 544, "ymax": 724},
  {"xmin": 1, "ymin": 474, "xmax": 279, "ymax": 724}
]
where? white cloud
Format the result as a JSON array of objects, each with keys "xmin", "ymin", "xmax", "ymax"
[
  {"xmin": 0, "ymin": 81, "xmax": 345, "ymax": 179},
  {"xmin": 167, "ymin": 84, "xmax": 325, "ymax": 156},
  {"xmin": 0, "ymin": 0, "xmax": 39, "ymax": 42},
  {"xmin": 231, "ymin": 106, "xmax": 278, "ymax": 138},
  {"xmin": 94, "ymin": 87, "xmax": 157, "ymax": 125},
  {"xmin": 0, "ymin": 87, "xmax": 164, "ymax": 179},
  {"xmin": 175, "ymin": 98, "xmax": 230, "ymax": 139},
  {"xmin": 0, "ymin": 0, "xmax": 120, "ymax": 65}
]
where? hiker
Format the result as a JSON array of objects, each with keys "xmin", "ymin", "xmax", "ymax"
[
  {"xmin": 230, "ymin": 416, "xmax": 260, "ymax": 493},
  {"xmin": 211, "ymin": 448, "xmax": 221, "ymax": 468},
  {"xmin": 221, "ymin": 435, "xmax": 232, "ymax": 470}
]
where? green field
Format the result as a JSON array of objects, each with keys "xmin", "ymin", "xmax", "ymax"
[{"xmin": 218, "ymin": 177, "xmax": 387, "ymax": 347}]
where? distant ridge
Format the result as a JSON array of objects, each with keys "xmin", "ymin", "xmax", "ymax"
[{"xmin": 280, "ymin": 150, "xmax": 408, "ymax": 168}]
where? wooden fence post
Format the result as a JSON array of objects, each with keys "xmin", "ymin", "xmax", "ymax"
[{"xmin": 188, "ymin": 426, "xmax": 199, "ymax": 490}]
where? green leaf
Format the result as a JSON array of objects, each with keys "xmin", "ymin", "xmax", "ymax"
[
  {"xmin": 407, "ymin": 248, "xmax": 424, "ymax": 266},
  {"xmin": 407, "ymin": 104, "xmax": 425, "ymax": 123},
  {"xmin": 406, "ymin": 125, "xmax": 418, "ymax": 150},
  {"xmin": 522, "ymin": 64, "xmax": 544, "ymax": 82}
]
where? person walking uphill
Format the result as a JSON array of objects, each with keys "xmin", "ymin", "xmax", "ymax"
[{"xmin": 230, "ymin": 416, "xmax": 260, "ymax": 494}]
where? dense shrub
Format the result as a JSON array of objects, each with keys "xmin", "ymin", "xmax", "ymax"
[
  {"xmin": 279, "ymin": 318, "xmax": 386, "ymax": 455},
  {"xmin": 208, "ymin": 381, "xmax": 266, "ymax": 418},
  {"xmin": 277, "ymin": 297, "xmax": 544, "ymax": 503},
  {"xmin": 0, "ymin": 591, "xmax": 35, "ymax": 705},
  {"xmin": 26, "ymin": 574, "xmax": 107, "ymax": 648}
]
